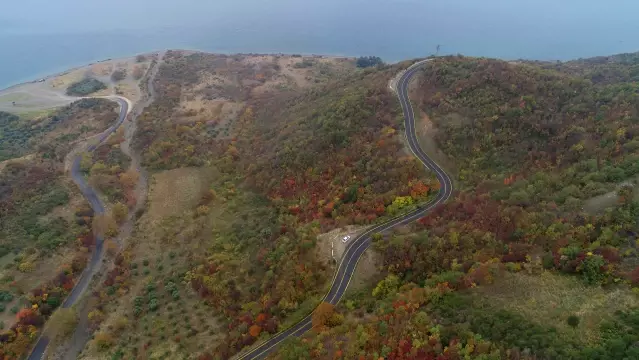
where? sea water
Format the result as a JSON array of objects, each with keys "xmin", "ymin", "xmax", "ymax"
[{"xmin": 1, "ymin": 0, "xmax": 638, "ymax": 89}]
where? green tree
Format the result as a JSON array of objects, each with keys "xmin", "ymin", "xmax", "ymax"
[
  {"xmin": 386, "ymin": 196, "xmax": 414, "ymax": 215},
  {"xmin": 277, "ymin": 337, "xmax": 310, "ymax": 360},
  {"xmin": 567, "ymin": 315, "xmax": 580, "ymax": 328},
  {"xmin": 112, "ymin": 202, "xmax": 128, "ymax": 224},
  {"xmin": 372, "ymin": 274, "xmax": 399, "ymax": 298},
  {"xmin": 580, "ymin": 255, "xmax": 606, "ymax": 285},
  {"xmin": 356, "ymin": 56, "xmax": 384, "ymax": 68}
]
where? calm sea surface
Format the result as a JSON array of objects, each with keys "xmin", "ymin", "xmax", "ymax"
[{"xmin": 2, "ymin": 0, "xmax": 639, "ymax": 89}]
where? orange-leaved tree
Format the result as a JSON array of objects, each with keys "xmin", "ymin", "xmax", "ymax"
[
  {"xmin": 249, "ymin": 325, "xmax": 262, "ymax": 337},
  {"xmin": 311, "ymin": 302, "xmax": 334, "ymax": 330}
]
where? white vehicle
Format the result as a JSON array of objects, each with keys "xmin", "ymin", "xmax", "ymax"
[{"xmin": 342, "ymin": 235, "xmax": 351, "ymax": 243}]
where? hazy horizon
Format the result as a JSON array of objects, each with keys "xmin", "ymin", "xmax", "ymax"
[{"xmin": 2, "ymin": 0, "xmax": 639, "ymax": 88}]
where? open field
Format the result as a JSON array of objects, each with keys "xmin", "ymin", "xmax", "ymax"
[{"xmin": 472, "ymin": 271, "xmax": 639, "ymax": 345}]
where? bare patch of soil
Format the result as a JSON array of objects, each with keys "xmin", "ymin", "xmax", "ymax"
[{"xmin": 316, "ymin": 225, "xmax": 369, "ymax": 265}]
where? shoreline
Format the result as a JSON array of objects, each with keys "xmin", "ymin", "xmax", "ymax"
[
  {"xmin": 0, "ymin": 48, "xmax": 359, "ymax": 93},
  {"xmin": 0, "ymin": 56, "xmax": 126, "ymax": 93}
]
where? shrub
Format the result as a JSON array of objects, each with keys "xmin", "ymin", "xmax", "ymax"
[
  {"xmin": 112, "ymin": 202, "xmax": 128, "ymax": 224},
  {"xmin": 0, "ymin": 291, "xmax": 13, "ymax": 302},
  {"xmin": 111, "ymin": 69, "xmax": 127, "ymax": 82},
  {"xmin": 580, "ymin": 255, "xmax": 606, "ymax": 285},
  {"xmin": 18, "ymin": 261, "xmax": 35, "ymax": 273},
  {"xmin": 46, "ymin": 296, "xmax": 60, "ymax": 308},
  {"xmin": 372, "ymin": 274, "xmax": 400, "ymax": 298},
  {"xmin": 149, "ymin": 299, "xmax": 159, "ymax": 312},
  {"xmin": 94, "ymin": 332, "xmax": 114, "ymax": 351},
  {"xmin": 567, "ymin": 315, "xmax": 580, "ymax": 328},
  {"xmin": 196, "ymin": 205, "xmax": 210, "ymax": 216},
  {"xmin": 542, "ymin": 253, "xmax": 555, "ymax": 269}
]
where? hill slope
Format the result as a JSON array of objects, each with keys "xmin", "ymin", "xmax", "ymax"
[
  {"xmin": 76, "ymin": 52, "xmax": 438, "ymax": 359},
  {"xmin": 268, "ymin": 53, "xmax": 639, "ymax": 360}
]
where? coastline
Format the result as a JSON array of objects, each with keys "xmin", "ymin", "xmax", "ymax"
[
  {"xmin": 0, "ymin": 56, "xmax": 122, "ymax": 93},
  {"xmin": 0, "ymin": 48, "xmax": 358, "ymax": 93}
]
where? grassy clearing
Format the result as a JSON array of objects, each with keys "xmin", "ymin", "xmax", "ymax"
[
  {"xmin": 145, "ymin": 167, "xmax": 215, "ymax": 225},
  {"xmin": 12, "ymin": 108, "xmax": 55, "ymax": 120},
  {"xmin": 0, "ymin": 93, "xmax": 31, "ymax": 104},
  {"xmin": 582, "ymin": 178, "xmax": 639, "ymax": 215},
  {"xmin": 472, "ymin": 271, "xmax": 639, "ymax": 345}
]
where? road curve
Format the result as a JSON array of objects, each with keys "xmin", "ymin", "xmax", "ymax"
[
  {"xmin": 238, "ymin": 59, "xmax": 453, "ymax": 360},
  {"xmin": 27, "ymin": 96, "xmax": 130, "ymax": 360}
]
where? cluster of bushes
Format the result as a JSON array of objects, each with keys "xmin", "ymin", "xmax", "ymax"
[
  {"xmin": 66, "ymin": 78, "xmax": 107, "ymax": 96},
  {"xmin": 293, "ymin": 59, "xmax": 315, "ymax": 69},
  {"xmin": 111, "ymin": 69, "xmax": 127, "ymax": 82},
  {"xmin": 0, "ymin": 291, "xmax": 14, "ymax": 312},
  {"xmin": 133, "ymin": 288, "xmax": 156, "ymax": 316},
  {"xmin": 165, "ymin": 281, "xmax": 180, "ymax": 301},
  {"xmin": 356, "ymin": 56, "xmax": 384, "ymax": 68}
]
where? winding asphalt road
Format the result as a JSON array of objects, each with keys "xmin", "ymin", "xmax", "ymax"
[
  {"xmin": 238, "ymin": 59, "xmax": 453, "ymax": 360},
  {"xmin": 27, "ymin": 96, "xmax": 130, "ymax": 360}
]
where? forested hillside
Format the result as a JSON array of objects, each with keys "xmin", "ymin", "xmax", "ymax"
[
  {"xmin": 271, "ymin": 53, "xmax": 639, "ymax": 360},
  {"xmin": 60, "ymin": 50, "xmax": 639, "ymax": 360},
  {"xmin": 0, "ymin": 100, "xmax": 119, "ymax": 359},
  {"xmin": 81, "ymin": 52, "xmax": 438, "ymax": 359}
]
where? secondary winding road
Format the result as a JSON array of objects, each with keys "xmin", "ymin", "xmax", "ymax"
[
  {"xmin": 27, "ymin": 96, "xmax": 130, "ymax": 360},
  {"xmin": 239, "ymin": 59, "xmax": 453, "ymax": 359}
]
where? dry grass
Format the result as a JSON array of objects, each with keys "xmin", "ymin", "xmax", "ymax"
[
  {"xmin": 0, "ymin": 92, "xmax": 30, "ymax": 103},
  {"xmin": 348, "ymin": 250, "xmax": 380, "ymax": 293},
  {"xmin": 113, "ymin": 82, "xmax": 139, "ymax": 102},
  {"xmin": 172, "ymin": 53, "xmax": 355, "ymax": 140},
  {"xmin": 145, "ymin": 167, "xmax": 213, "ymax": 226},
  {"xmin": 49, "ymin": 68, "xmax": 86, "ymax": 89},
  {"xmin": 473, "ymin": 271, "xmax": 639, "ymax": 344},
  {"xmin": 90, "ymin": 63, "xmax": 114, "ymax": 77},
  {"xmin": 0, "ymin": 153, "xmax": 35, "ymax": 173},
  {"xmin": 136, "ymin": 166, "xmax": 217, "ymax": 260}
]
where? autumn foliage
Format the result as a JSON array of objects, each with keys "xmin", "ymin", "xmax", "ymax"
[{"xmin": 311, "ymin": 302, "xmax": 335, "ymax": 330}]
